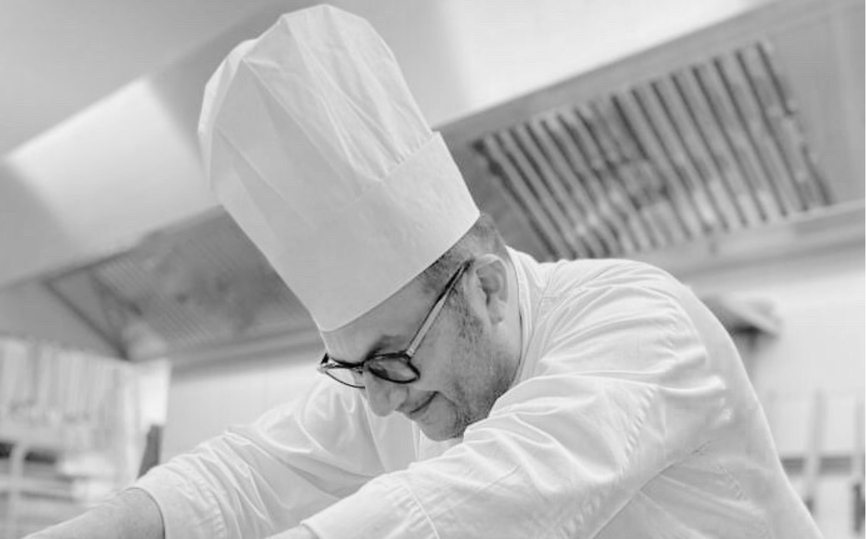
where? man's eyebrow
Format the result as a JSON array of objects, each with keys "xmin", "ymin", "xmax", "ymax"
[
  {"xmin": 365, "ymin": 333, "xmax": 404, "ymax": 357},
  {"xmin": 328, "ymin": 333, "xmax": 404, "ymax": 365}
]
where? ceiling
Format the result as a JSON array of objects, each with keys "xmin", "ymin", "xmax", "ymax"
[
  {"xmin": 0, "ymin": 0, "xmax": 781, "ymax": 155},
  {"xmin": 0, "ymin": 0, "xmax": 782, "ymax": 290},
  {"xmin": 0, "ymin": 0, "xmax": 261, "ymax": 155}
]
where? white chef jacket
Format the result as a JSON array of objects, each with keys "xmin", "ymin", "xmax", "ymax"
[{"xmin": 134, "ymin": 248, "xmax": 822, "ymax": 538}]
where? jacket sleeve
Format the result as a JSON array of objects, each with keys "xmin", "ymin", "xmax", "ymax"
[
  {"xmin": 133, "ymin": 377, "xmax": 414, "ymax": 539},
  {"xmin": 302, "ymin": 284, "xmax": 730, "ymax": 539}
]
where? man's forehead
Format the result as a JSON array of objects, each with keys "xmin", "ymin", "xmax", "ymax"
[
  {"xmin": 321, "ymin": 322, "xmax": 411, "ymax": 364},
  {"xmin": 320, "ymin": 277, "xmax": 431, "ymax": 360}
]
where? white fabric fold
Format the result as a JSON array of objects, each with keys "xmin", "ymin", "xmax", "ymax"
[{"xmin": 198, "ymin": 5, "xmax": 479, "ymax": 330}]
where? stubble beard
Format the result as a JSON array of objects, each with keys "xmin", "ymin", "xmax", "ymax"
[{"xmin": 447, "ymin": 298, "xmax": 514, "ymax": 439}]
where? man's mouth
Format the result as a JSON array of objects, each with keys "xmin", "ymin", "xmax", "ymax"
[{"xmin": 405, "ymin": 393, "xmax": 436, "ymax": 419}]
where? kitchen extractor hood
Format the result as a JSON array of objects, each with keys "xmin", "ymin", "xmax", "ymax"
[
  {"xmin": 466, "ymin": 40, "xmax": 833, "ymax": 261},
  {"xmin": 38, "ymin": 0, "xmax": 865, "ymax": 362}
]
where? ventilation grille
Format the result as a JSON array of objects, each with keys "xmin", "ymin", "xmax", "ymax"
[
  {"xmin": 472, "ymin": 41, "xmax": 833, "ymax": 260},
  {"xmin": 46, "ymin": 213, "xmax": 315, "ymax": 359}
]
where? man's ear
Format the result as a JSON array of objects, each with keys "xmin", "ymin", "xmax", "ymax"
[{"xmin": 471, "ymin": 254, "xmax": 509, "ymax": 324}]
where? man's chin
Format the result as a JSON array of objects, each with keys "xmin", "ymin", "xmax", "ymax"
[
  {"xmin": 418, "ymin": 419, "xmax": 465, "ymax": 442},
  {"xmin": 420, "ymin": 427, "xmax": 460, "ymax": 442}
]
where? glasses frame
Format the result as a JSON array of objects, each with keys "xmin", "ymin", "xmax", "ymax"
[{"xmin": 318, "ymin": 260, "xmax": 472, "ymax": 389}]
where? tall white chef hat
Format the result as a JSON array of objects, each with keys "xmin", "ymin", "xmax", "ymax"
[{"xmin": 198, "ymin": 5, "xmax": 480, "ymax": 331}]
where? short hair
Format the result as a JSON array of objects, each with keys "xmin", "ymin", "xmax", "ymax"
[{"xmin": 418, "ymin": 212, "xmax": 509, "ymax": 297}]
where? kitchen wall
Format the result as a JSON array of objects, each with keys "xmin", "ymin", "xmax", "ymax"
[{"xmin": 161, "ymin": 341, "xmax": 321, "ymax": 459}]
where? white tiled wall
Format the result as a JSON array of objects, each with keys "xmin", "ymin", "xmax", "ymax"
[{"xmin": 161, "ymin": 345, "xmax": 321, "ymax": 460}]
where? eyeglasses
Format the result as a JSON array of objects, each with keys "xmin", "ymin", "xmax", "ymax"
[{"xmin": 318, "ymin": 260, "xmax": 472, "ymax": 389}]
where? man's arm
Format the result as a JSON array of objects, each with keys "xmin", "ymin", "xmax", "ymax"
[
  {"xmin": 26, "ymin": 380, "xmax": 407, "ymax": 538},
  {"xmin": 26, "ymin": 488, "xmax": 164, "ymax": 539}
]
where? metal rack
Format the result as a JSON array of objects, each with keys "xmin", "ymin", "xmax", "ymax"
[{"xmin": 0, "ymin": 336, "xmax": 144, "ymax": 538}]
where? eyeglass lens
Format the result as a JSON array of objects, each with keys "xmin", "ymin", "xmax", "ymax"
[{"xmin": 325, "ymin": 356, "xmax": 418, "ymax": 388}]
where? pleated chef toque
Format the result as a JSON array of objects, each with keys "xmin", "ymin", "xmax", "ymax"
[{"xmin": 198, "ymin": 5, "xmax": 480, "ymax": 331}]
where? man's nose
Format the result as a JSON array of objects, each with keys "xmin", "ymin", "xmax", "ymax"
[{"xmin": 362, "ymin": 372, "xmax": 408, "ymax": 417}]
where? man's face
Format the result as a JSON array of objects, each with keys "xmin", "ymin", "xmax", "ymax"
[{"xmin": 321, "ymin": 267, "xmax": 516, "ymax": 440}]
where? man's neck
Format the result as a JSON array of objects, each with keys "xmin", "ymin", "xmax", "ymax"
[{"xmin": 505, "ymin": 260, "xmax": 524, "ymax": 386}]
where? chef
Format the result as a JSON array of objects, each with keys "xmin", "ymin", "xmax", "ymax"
[{"xmin": 33, "ymin": 5, "xmax": 822, "ymax": 539}]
